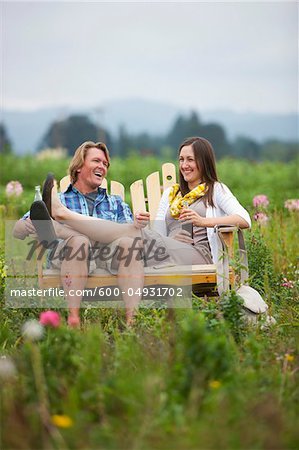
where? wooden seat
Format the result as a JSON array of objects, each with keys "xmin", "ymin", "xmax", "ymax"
[{"xmin": 36, "ymin": 164, "xmax": 236, "ymax": 296}]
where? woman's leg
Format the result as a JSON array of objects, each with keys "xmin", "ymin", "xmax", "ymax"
[{"xmin": 51, "ymin": 184, "xmax": 140, "ymax": 244}]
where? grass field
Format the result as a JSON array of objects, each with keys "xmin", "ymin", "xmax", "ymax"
[{"xmin": 0, "ymin": 154, "xmax": 298, "ymax": 449}]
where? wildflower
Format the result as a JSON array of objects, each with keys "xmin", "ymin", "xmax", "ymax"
[
  {"xmin": 253, "ymin": 212, "xmax": 269, "ymax": 225},
  {"xmin": 39, "ymin": 311, "xmax": 61, "ymax": 328},
  {"xmin": 253, "ymin": 194, "xmax": 269, "ymax": 208},
  {"xmin": 209, "ymin": 380, "xmax": 221, "ymax": 389},
  {"xmin": 51, "ymin": 414, "xmax": 73, "ymax": 428},
  {"xmin": 281, "ymin": 277, "xmax": 294, "ymax": 289},
  {"xmin": 22, "ymin": 320, "xmax": 44, "ymax": 341},
  {"xmin": 0, "ymin": 355, "xmax": 17, "ymax": 380},
  {"xmin": 284, "ymin": 353, "xmax": 295, "ymax": 362},
  {"xmin": 284, "ymin": 199, "xmax": 299, "ymax": 211},
  {"xmin": 5, "ymin": 181, "xmax": 23, "ymax": 197}
]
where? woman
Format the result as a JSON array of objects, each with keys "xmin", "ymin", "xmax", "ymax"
[{"xmin": 153, "ymin": 136, "xmax": 251, "ymax": 264}]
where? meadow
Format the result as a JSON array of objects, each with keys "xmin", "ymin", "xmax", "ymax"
[{"xmin": 0, "ymin": 154, "xmax": 298, "ymax": 450}]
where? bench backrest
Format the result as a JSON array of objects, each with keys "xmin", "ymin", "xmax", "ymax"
[{"xmin": 59, "ymin": 162, "xmax": 177, "ymax": 219}]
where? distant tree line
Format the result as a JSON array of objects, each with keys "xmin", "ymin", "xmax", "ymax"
[
  {"xmin": 1, "ymin": 112, "xmax": 298, "ymax": 162},
  {"xmin": 37, "ymin": 111, "xmax": 231, "ymax": 159},
  {"xmin": 0, "ymin": 123, "xmax": 12, "ymax": 155}
]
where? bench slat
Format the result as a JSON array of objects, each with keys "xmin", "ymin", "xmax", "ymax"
[
  {"xmin": 59, "ymin": 175, "xmax": 71, "ymax": 193},
  {"xmin": 110, "ymin": 181, "xmax": 125, "ymax": 201},
  {"xmin": 162, "ymin": 163, "xmax": 176, "ymax": 190},
  {"xmin": 146, "ymin": 171, "xmax": 161, "ymax": 219},
  {"xmin": 130, "ymin": 179, "xmax": 146, "ymax": 214}
]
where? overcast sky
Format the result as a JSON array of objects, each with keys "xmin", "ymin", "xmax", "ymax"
[{"xmin": 1, "ymin": 1, "xmax": 298, "ymax": 114}]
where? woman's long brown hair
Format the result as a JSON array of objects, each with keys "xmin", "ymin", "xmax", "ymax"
[{"xmin": 178, "ymin": 137, "xmax": 219, "ymax": 207}]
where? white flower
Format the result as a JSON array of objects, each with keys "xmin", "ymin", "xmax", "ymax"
[
  {"xmin": 0, "ymin": 355, "xmax": 17, "ymax": 380},
  {"xmin": 22, "ymin": 320, "xmax": 44, "ymax": 341}
]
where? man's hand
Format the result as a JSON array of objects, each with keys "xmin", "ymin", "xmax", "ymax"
[
  {"xmin": 134, "ymin": 211, "xmax": 150, "ymax": 229},
  {"xmin": 24, "ymin": 219, "xmax": 37, "ymax": 235},
  {"xmin": 13, "ymin": 218, "xmax": 37, "ymax": 240},
  {"xmin": 172, "ymin": 229, "xmax": 194, "ymax": 244}
]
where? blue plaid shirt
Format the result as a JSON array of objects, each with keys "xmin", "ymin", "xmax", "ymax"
[{"xmin": 23, "ymin": 184, "xmax": 133, "ymax": 223}]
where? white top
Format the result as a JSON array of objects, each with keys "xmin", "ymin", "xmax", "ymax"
[{"xmin": 152, "ymin": 182, "xmax": 252, "ymax": 264}]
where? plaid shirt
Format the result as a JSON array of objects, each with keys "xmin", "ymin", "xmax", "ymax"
[
  {"xmin": 23, "ymin": 184, "xmax": 133, "ymax": 223},
  {"xmin": 60, "ymin": 184, "xmax": 133, "ymax": 222}
]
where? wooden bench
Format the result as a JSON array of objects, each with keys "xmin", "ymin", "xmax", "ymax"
[{"xmin": 36, "ymin": 163, "xmax": 236, "ymax": 296}]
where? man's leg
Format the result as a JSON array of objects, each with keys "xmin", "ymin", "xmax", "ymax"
[
  {"xmin": 115, "ymin": 237, "xmax": 144, "ymax": 326},
  {"xmin": 60, "ymin": 235, "xmax": 90, "ymax": 327}
]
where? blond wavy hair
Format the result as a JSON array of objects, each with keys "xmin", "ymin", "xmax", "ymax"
[{"xmin": 68, "ymin": 141, "xmax": 110, "ymax": 184}]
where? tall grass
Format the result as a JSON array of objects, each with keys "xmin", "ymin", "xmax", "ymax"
[{"xmin": 0, "ymin": 155, "xmax": 298, "ymax": 449}]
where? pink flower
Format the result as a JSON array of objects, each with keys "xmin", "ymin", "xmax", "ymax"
[
  {"xmin": 253, "ymin": 195, "xmax": 269, "ymax": 208},
  {"xmin": 39, "ymin": 311, "xmax": 61, "ymax": 328},
  {"xmin": 253, "ymin": 212, "xmax": 269, "ymax": 225},
  {"xmin": 284, "ymin": 199, "xmax": 299, "ymax": 211},
  {"xmin": 281, "ymin": 278, "xmax": 294, "ymax": 289},
  {"xmin": 5, "ymin": 181, "xmax": 23, "ymax": 197}
]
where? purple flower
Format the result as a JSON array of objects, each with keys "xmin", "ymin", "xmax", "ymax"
[
  {"xmin": 284, "ymin": 199, "xmax": 299, "ymax": 211},
  {"xmin": 253, "ymin": 195, "xmax": 269, "ymax": 208},
  {"xmin": 281, "ymin": 277, "xmax": 294, "ymax": 289},
  {"xmin": 253, "ymin": 212, "xmax": 269, "ymax": 225},
  {"xmin": 5, "ymin": 181, "xmax": 23, "ymax": 197}
]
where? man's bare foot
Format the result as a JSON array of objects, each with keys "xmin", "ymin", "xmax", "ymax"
[{"xmin": 68, "ymin": 315, "xmax": 81, "ymax": 328}]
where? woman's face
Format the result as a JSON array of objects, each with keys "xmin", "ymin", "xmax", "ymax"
[{"xmin": 179, "ymin": 145, "xmax": 201, "ymax": 188}]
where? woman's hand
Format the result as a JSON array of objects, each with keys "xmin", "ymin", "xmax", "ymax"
[
  {"xmin": 179, "ymin": 208, "xmax": 206, "ymax": 227},
  {"xmin": 172, "ymin": 229, "xmax": 194, "ymax": 244},
  {"xmin": 134, "ymin": 211, "xmax": 150, "ymax": 229}
]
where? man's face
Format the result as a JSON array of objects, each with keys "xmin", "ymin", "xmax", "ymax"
[{"xmin": 76, "ymin": 147, "xmax": 109, "ymax": 192}]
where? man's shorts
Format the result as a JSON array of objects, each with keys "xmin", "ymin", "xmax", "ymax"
[{"xmin": 48, "ymin": 235, "xmax": 123, "ymax": 275}]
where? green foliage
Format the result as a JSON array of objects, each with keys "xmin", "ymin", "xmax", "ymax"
[
  {"xmin": 0, "ymin": 154, "xmax": 70, "ymax": 189},
  {"xmin": 217, "ymin": 157, "xmax": 299, "ymax": 209},
  {"xmin": 219, "ymin": 290, "xmax": 247, "ymax": 343},
  {"xmin": 0, "ymin": 157, "xmax": 299, "ymax": 449},
  {"xmin": 168, "ymin": 312, "xmax": 237, "ymax": 402},
  {"xmin": 247, "ymin": 229, "xmax": 277, "ymax": 294},
  {"xmin": 1, "ymin": 154, "xmax": 298, "ymax": 217}
]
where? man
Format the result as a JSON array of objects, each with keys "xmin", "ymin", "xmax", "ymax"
[{"xmin": 13, "ymin": 141, "xmax": 149, "ymax": 327}]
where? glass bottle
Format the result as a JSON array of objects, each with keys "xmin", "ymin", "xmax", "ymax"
[{"xmin": 34, "ymin": 185, "xmax": 42, "ymax": 201}]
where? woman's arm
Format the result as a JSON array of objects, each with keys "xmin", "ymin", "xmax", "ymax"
[
  {"xmin": 179, "ymin": 210, "xmax": 249, "ymax": 228},
  {"xmin": 179, "ymin": 183, "xmax": 251, "ymax": 229},
  {"xmin": 213, "ymin": 183, "xmax": 251, "ymax": 228}
]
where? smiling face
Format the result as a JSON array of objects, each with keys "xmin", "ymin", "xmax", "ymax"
[
  {"xmin": 74, "ymin": 147, "xmax": 109, "ymax": 193},
  {"xmin": 179, "ymin": 144, "xmax": 202, "ymax": 190}
]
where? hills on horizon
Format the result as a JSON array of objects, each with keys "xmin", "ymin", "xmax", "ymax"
[{"xmin": 1, "ymin": 98, "xmax": 298, "ymax": 154}]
